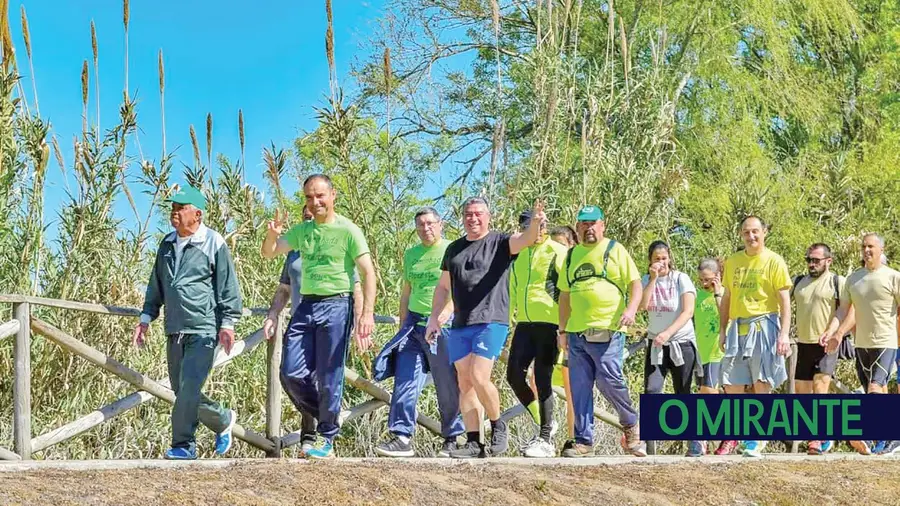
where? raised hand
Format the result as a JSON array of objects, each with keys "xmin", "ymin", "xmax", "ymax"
[
  {"xmin": 649, "ymin": 262, "xmax": 662, "ymax": 280},
  {"xmin": 267, "ymin": 209, "xmax": 287, "ymax": 236}
]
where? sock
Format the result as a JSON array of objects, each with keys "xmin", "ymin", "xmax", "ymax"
[
  {"xmin": 467, "ymin": 431, "xmax": 480, "ymax": 444},
  {"xmin": 526, "ymin": 400, "xmax": 540, "ymax": 424},
  {"xmin": 539, "ymin": 396, "xmax": 555, "ymax": 441},
  {"xmin": 397, "ymin": 435, "xmax": 410, "ymax": 445}
]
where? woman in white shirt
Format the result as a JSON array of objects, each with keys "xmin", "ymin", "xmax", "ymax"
[{"xmin": 639, "ymin": 241, "xmax": 704, "ymax": 456}]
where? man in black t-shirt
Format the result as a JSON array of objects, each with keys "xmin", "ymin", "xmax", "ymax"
[{"xmin": 426, "ymin": 196, "xmax": 546, "ymax": 458}]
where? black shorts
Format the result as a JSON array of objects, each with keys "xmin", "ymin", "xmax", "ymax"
[
  {"xmin": 855, "ymin": 348, "xmax": 897, "ymax": 387},
  {"xmin": 795, "ymin": 343, "xmax": 837, "ymax": 380},
  {"xmin": 697, "ymin": 362, "xmax": 720, "ymax": 389}
]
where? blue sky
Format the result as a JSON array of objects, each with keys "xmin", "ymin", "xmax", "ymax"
[{"xmin": 9, "ymin": 0, "xmax": 389, "ymax": 237}]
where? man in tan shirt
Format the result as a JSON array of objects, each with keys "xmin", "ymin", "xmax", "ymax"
[
  {"xmin": 823, "ymin": 233, "xmax": 900, "ymax": 455},
  {"xmin": 791, "ymin": 243, "xmax": 843, "ymax": 455}
]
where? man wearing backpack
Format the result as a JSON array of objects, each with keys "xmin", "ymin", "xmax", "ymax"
[
  {"xmin": 557, "ymin": 205, "xmax": 647, "ymax": 457},
  {"xmin": 822, "ymin": 233, "xmax": 900, "ymax": 455},
  {"xmin": 791, "ymin": 243, "xmax": 844, "ymax": 455}
]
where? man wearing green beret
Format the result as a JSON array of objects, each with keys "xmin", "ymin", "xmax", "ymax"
[
  {"xmin": 133, "ymin": 185, "xmax": 243, "ymax": 460},
  {"xmin": 557, "ymin": 205, "xmax": 646, "ymax": 457}
]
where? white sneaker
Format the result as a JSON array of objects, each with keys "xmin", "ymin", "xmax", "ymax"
[
  {"xmin": 523, "ymin": 439, "xmax": 556, "ymax": 458},
  {"xmin": 742, "ymin": 440, "xmax": 767, "ymax": 457}
]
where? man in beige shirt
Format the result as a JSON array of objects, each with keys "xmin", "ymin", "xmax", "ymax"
[
  {"xmin": 791, "ymin": 243, "xmax": 843, "ymax": 455},
  {"xmin": 823, "ymin": 233, "xmax": 900, "ymax": 455}
]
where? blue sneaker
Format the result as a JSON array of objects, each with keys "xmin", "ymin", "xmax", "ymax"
[
  {"xmin": 215, "ymin": 409, "xmax": 236, "ymax": 455},
  {"xmin": 305, "ymin": 438, "xmax": 334, "ymax": 460},
  {"xmin": 879, "ymin": 440, "xmax": 900, "ymax": 455},
  {"xmin": 872, "ymin": 440, "xmax": 888, "ymax": 454},
  {"xmin": 741, "ymin": 440, "xmax": 766, "ymax": 458},
  {"xmin": 686, "ymin": 440, "xmax": 707, "ymax": 457},
  {"xmin": 820, "ymin": 440, "xmax": 834, "ymax": 453},
  {"xmin": 164, "ymin": 447, "xmax": 197, "ymax": 460}
]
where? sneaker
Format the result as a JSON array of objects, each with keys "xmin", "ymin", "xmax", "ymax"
[
  {"xmin": 490, "ymin": 424, "xmax": 509, "ymax": 456},
  {"xmin": 561, "ymin": 439, "xmax": 593, "ymax": 458},
  {"xmin": 622, "ymin": 424, "xmax": 647, "ymax": 457},
  {"xmin": 742, "ymin": 440, "xmax": 767, "ymax": 458},
  {"xmin": 374, "ymin": 437, "xmax": 414, "ymax": 458},
  {"xmin": 214, "ymin": 409, "xmax": 236, "ymax": 455},
  {"xmin": 872, "ymin": 440, "xmax": 888, "ymax": 454},
  {"xmin": 820, "ymin": 440, "xmax": 834, "ymax": 453},
  {"xmin": 714, "ymin": 440, "xmax": 739, "ymax": 455},
  {"xmin": 450, "ymin": 441, "xmax": 486, "ymax": 459},
  {"xmin": 437, "ymin": 438, "xmax": 457, "ymax": 458},
  {"xmin": 305, "ymin": 438, "xmax": 334, "ymax": 460},
  {"xmin": 686, "ymin": 440, "xmax": 707, "ymax": 457},
  {"xmin": 523, "ymin": 439, "xmax": 555, "ymax": 458},
  {"xmin": 879, "ymin": 440, "xmax": 900, "ymax": 455},
  {"xmin": 164, "ymin": 447, "xmax": 197, "ymax": 460},
  {"xmin": 850, "ymin": 440, "xmax": 871, "ymax": 455},
  {"xmin": 299, "ymin": 432, "xmax": 317, "ymax": 456},
  {"xmin": 807, "ymin": 441, "xmax": 823, "ymax": 455}
]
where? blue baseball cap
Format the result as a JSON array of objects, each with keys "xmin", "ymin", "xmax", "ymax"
[
  {"xmin": 576, "ymin": 205, "xmax": 605, "ymax": 221},
  {"xmin": 167, "ymin": 185, "xmax": 207, "ymax": 211}
]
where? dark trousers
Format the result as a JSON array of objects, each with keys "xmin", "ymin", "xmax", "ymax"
[
  {"xmin": 506, "ymin": 322, "xmax": 558, "ymax": 435},
  {"xmin": 643, "ymin": 341, "xmax": 696, "ymax": 395},
  {"xmin": 280, "ymin": 295, "xmax": 353, "ymax": 441},
  {"xmin": 167, "ymin": 333, "xmax": 230, "ymax": 450},
  {"xmin": 387, "ymin": 318, "xmax": 464, "ymax": 438}
]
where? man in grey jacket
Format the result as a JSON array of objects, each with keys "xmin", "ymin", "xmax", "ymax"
[{"xmin": 133, "ymin": 185, "xmax": 243, "ymax": 460}]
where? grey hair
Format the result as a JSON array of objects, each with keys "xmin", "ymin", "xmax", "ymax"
[
  {"xmin": 863, "ymin": 232, "xmax": 886, "ymax": 248},
  {"xmin": 698, "ymin": 257, "xmax": 720, "ymax": 273},
  {"xmin": 462, "ymin": 196, "xmax": 490, "ymax": 213},
  {"xmin": 414, "ymin": 206, "xmax": 440, "ymax": 222}
]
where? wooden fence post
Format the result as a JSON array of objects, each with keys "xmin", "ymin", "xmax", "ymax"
[
  {"xmin": 266, "ymin": 315, "xmax": 283, "ymax": 457},
  {"xmin": 13, "ymin": 302, "xmax": 32, "ymax": 460}
]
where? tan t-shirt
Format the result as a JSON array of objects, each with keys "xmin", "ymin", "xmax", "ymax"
[
  {"xmin": 793, "ymin": 273, "xmax": 844, "ymax": 344},
  {"xmin": 842, "ymin": 266, "xmax": 900, "ymax": 349}
]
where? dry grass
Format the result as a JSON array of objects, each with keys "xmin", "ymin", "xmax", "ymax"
[{"xmin": 1, "ymin": 459, "xmax": 898, "ymax": 505}]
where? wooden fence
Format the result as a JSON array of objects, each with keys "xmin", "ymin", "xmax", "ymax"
[{"xmin": 0, "ymin": 294, "xmax": 632, "ymax": 460}]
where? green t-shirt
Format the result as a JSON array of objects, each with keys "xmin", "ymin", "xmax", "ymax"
[
  {"xmin": 694, "ymin": 289, "xmax": 725, "ymax": 364},
  {"xmin": 404, "ymin": 239, "xmax": 449, "ymax": 317},
  {"xmin": 558, "ymin": 239, "xmax": 640, "ymax": 333},
  {"xmin": 282, "ymin": 214, "xmax": 370, "ymax": 296}
]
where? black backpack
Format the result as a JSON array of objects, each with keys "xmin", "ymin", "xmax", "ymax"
[{"xmin": 791, "ymin": 272, "xmax": 854, "ymax": 360}]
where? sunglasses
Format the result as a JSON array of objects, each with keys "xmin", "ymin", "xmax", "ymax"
[{"xmin": 805, "ymin": 257, "xmax": 827, "ymax": 264}]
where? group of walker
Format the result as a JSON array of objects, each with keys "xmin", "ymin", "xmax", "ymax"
[{"xmin": 135, "ymin": 179, "xmax": 900, "ymax": 459}]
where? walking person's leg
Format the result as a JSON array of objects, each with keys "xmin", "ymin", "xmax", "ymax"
[
  {"xmin": 420, "ymin": 326, "xmax": 465, "ymax": 455},
  {"xmin": 562, "ymin": 334, "xmax": 596, "ymax": 457},
  {"xmin": 376, "ymin": 334, "xmax": 426, "ymax": 457},
  {"xmin": 307, "ymin": 297, "xmax": 353, "ymax": 459}
]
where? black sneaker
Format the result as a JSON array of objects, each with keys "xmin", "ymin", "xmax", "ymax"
[
  {"xmin": 437, "ymin": 438, "xmax": 457, "ymax": 458},
  {"xmin": 490, "ymin": 424, "xmax": 509, "ymax": 456},
  {"xmin": 374, "ymin": 437, "xmax": 414, "ymax": 458},
  {"xmin": 450, "ymin": 441, "xmax": 486, "ymax": 459}
]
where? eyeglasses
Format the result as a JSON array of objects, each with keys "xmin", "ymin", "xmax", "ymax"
[{"xmin": 805, "ymin": 257, "xmax": 827, "ymax": 264}]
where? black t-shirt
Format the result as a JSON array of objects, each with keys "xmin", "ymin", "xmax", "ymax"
[{"xmin": 441, "ymin": 230, "xmax": 516, "ymax": 328}]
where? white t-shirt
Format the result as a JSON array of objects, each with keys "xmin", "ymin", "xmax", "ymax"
[
  {"xmin": 174, "ymin": 234, "xmax": 191, "ymax": 273},
  {"xmin": 642, "ymin": 271, "xmax": 697, "ymax": 341}
]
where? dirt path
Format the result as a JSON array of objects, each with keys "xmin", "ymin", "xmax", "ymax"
[{"xmin": 0, "ymin": 457, "xmax": 896, "ymax": 505}]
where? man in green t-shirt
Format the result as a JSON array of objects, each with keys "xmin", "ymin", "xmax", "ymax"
[
  {"xmin": 557, "ymin": 205, "xmax": 646, "ymax": 458},
  {"xmin": 261, "ymin": 174, "xmax": 377, "ymax": 459},
  {"xmin": 372, "ymin": 207, "xmax": 464, "ymax": 457}
]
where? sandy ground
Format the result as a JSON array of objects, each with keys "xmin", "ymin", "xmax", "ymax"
[{"xmin": 0, "ymin": 456, "xmax": 897, "ymax": 505}]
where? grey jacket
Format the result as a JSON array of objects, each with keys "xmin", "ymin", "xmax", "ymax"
[{"xmin": 140, "ymin": 224, "xmax": 243, "ymax": 335}]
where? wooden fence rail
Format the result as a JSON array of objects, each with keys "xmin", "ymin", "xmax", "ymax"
[{"xmin": 1, "ymin": 294, "xmax": 627, "ymax": 461}]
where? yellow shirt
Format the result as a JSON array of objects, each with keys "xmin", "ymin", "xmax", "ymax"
[
  {"xmin": 723, "ymin": 248, "xmax": 791, "ymax": 333},
  {"xmin": 559, "ymin": 238, "xmax": 640, "ymax": 333},
  {"xmin": 842, "ymin": 266, "xmax": 900, "ymax": 349},
  {"xmin": 793, "ymin": 273, "xmax": 844, "ymax": 344}
]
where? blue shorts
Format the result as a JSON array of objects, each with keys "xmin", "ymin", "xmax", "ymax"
[
  {"xmin": 697, "ymin": 362, "xmax": 721, "ymax": 389},
  {"xmin": 447, "ymin": 323, "xmax": 509, "ymax": 363}
]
